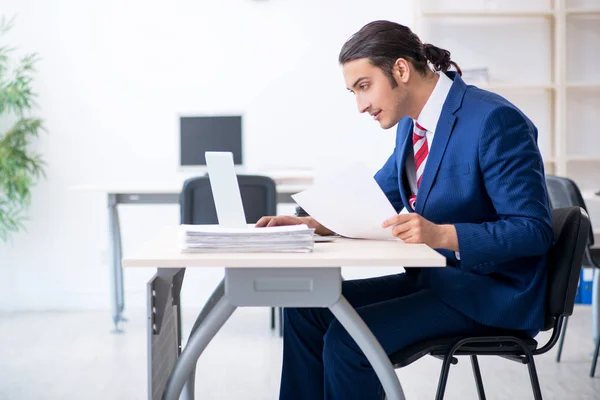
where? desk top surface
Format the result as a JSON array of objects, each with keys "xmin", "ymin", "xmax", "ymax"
[
  {"xmin": 70, "ymin": 186, "xmax": 600, "ymax": 200},
  {"xmin": 122, "ymin": 225, "xmax": 446, "ymax": 268}
]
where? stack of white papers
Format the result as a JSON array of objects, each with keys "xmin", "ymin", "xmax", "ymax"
[{"xmin": 180, "ymin": 224, "xmax": 315, "ymax": 253}]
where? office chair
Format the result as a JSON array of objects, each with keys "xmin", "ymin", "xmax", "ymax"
[
  {"xmin": 388, "ymin": 207, "xmax": 590, "ymax": 399},
  {"xmin": 180, "ymin": 175, "xmax": 283, "ymax": 335},
  {"xmin": 545, "ymin": 175, "xmax": 600, "ymax": 377}
]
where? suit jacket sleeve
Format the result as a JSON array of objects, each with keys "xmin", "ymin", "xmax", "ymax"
[
  {"xmin": 374, "ymin": 149, "xmax": 405, "ymax": 213},
  {"xmin": 453, "ymin": 106, "xmax": 554, "ymax": 273}
]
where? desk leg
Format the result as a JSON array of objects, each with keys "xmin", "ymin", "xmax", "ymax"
[
  {"xmin": 181, "ymin": 279, "xmax": 226, "ymax": 400},
  {"xmin": 108, "ymin": 193, "xmax": 125, "ymax": 331},
  {"xmin": 162, "ymin": 296, "xmax": 236, "ymax": 400},
  {"xmin": 329, "ymin": 296, "xmax": 406, "ymax": 400}
]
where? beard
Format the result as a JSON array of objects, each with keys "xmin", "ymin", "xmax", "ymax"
[{"xmin": 380, "ymin": 88, "xmax": 410, "ymax": 129}]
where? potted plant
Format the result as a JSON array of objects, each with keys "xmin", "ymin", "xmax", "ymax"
[{"xmin": 0, "ymin": 17, "xmax": 45, "ymax": 242}]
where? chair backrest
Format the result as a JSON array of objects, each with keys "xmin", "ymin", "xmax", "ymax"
[
  {"xmin": 544, "ymin": 207, "xmax": 590, "ymax": 330},
  {"xmin": 545, "ymin": 175, "xmax": 594, "ymax": 247},
  {"xmin": 180, "ymin": 175, "xmax": 277, "ymax": 225}
]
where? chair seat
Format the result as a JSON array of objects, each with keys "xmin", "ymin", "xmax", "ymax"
[{"xmin": 389, "ymin": 335, "xmax": 539, "ymax": 368}]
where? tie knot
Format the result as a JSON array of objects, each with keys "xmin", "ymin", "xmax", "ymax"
[{"xmin": 413, "ymin": 122, "xmax": 427, "ymax": 140}]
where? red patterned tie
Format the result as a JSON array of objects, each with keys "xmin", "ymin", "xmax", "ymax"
[{"xmin": 408, "ymin": 122, "xmax": 428, "ymax": 210}]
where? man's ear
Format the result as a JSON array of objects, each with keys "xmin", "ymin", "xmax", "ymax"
[{"xmin": 393, "ymin": 58, "xmax": 410, "ymax": 84}]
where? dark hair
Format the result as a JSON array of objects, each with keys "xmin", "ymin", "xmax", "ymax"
[{"xmin": 338, "ymin": 20, "xmax": 462, "ymax": 87}]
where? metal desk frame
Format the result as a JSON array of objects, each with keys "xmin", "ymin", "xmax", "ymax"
[{"xmin": 148, "ymin": 267, "xmax": 406, "ymax": 400}]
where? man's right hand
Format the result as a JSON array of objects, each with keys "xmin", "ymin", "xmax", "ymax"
[{"xmin": 255, "ymin": 216, "xmax": 334, "ymax": 236}]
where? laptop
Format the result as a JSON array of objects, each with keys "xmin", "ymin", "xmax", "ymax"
[{"xmin": 204, "ymin": 151, "xmax": 335, "ymax": 242}]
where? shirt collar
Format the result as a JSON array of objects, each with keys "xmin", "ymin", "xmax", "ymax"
[{"xmin": 414, "ymin": 71, "xmax": 453, "ymax": 134}]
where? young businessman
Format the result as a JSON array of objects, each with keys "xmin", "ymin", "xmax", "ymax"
[{"xmin": 256, "ymin": 20, "xmax": 553, "ymax": 400}]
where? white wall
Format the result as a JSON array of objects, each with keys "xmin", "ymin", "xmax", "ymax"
[{"xmin": 0, "ymin": 0, "xmax": 415, "ymax": 311}]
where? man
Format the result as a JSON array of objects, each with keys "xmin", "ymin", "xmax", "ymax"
[{"xmin": 256, "ymin": 20, "xmax": 553, "ymax": 400}]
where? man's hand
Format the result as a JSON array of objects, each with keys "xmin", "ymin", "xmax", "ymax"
[
  {"xmin": 382, "ymin": 213, "xmax": 458, "ymax": 251},
  {"xmin": 256, "ymin": 216, "xmax": 307, "ymax": 228},
  {"xmin": 255, "ymin": 216, "xmax": 334, "ymax": 236}
]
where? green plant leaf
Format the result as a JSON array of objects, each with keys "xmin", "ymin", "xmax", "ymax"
[{"xmin": 0, "ymin": 16, "xmax": 45, "ymax": 242}]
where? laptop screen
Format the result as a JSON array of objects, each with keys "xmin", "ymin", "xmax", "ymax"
[{"xmin": 205, "ymin": 151, "xmax": 248, "ymax": 228}]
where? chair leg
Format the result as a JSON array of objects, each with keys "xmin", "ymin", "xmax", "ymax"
[
  {"xmin": 270, "ymin": 307, "xmax": 275, "ymax": 330},
  {"xmin": 591, "ymin": 338, "xmax": 600, "ymax": 377},
  {"xmin": 556, "ymin": 315, "xmax": 569, "ymax": 362},
  {"xmin": 502, "ymin": 337, "xmax": 543, "ymax": 399},
  {"xmin": 435, "ymin": 353, "xmax": 455, "ymax": 400},
  {"xmin": 279, "ymin": 307, "xmax": 284, "ymax": 337},
  {"xmin": 470, "ymin": 355, "xmax": 486, "ymax": 400},
  {"xmin": 525, "ymin": 353, "xmax": 543, "ymax": 399}
]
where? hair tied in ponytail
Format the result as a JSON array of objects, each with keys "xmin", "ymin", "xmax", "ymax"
[{"xmin": 423, "ymin": 43, "xmax": 462, "ymax": 76}]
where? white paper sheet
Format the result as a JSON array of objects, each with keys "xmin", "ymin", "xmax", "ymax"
[
  {"xmin": 181, "ymin": 224, "xmax": 312, "ymax": 234},
  {"xmin": 292, "ymin": 162, "xmax": 404, "ymax": 240}
]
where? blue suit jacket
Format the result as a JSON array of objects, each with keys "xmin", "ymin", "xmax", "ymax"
[{"xmin": 374, "ymin": 72, "xmax": 554, "ymax": 331}]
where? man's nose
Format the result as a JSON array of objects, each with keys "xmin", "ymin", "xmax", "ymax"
[{"xmin": 357, "ymin": 96, "xmax": 370, "ymax": 114}]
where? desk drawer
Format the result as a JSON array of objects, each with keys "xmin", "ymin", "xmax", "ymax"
[{"xmin": 224, "ymin": 267, "xmax": 342, "ymax": 307}]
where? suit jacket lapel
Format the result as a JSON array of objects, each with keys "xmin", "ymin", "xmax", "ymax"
[
  {"xmin": 414, "ymin": 72, "xmax": 466, "ymax": 215},
  {"xmin": 397, "ymin": 120, "xmax": 414, "ymax": 212},
  {"xmin": 414, "ymin": 113, "xmax": 456, "ymax": 214}
]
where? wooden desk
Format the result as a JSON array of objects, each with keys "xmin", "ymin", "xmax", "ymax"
[
  {"xmin": 71, "ymin": 182, "xmax": 308, "ymax": 331},
  {"xmin": 123, "ymin": 226, "xmax": 446, "ymax": 400}
]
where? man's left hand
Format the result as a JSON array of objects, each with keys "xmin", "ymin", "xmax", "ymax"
[{"xmin": 382, "ymin": 213, "xmax": 458, "ymax": 251}]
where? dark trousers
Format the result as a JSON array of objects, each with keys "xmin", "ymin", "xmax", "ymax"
[{"xmin": 278, "ymin": 272, "xmax": 507, "ymax": 400}]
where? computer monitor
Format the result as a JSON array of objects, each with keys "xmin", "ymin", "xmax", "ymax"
[{"xmin": 179, "ymin": 115, "xmax": 243, "ymax": 167}]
